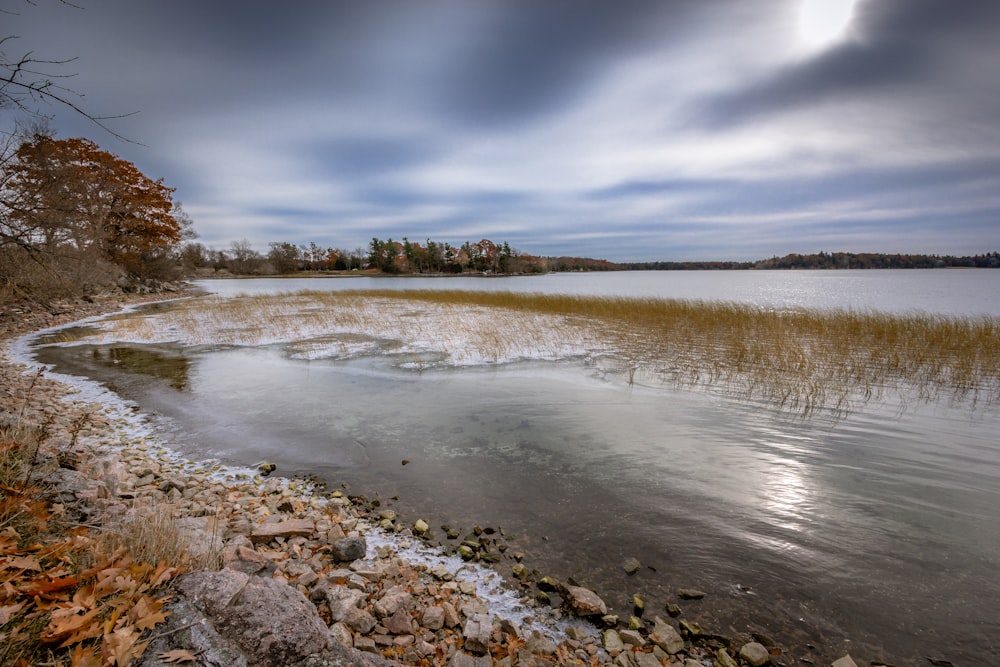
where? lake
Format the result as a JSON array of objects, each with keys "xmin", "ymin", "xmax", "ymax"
[{"xmin": 27, "ymin": 270, "xmax": 1000, "ymax": 666}]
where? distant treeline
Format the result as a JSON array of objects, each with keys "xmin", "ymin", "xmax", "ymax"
[
  {"xmin": 622, "ymin": 251, "xmax": 1000, "ymax": 271},
  {"xmin": 184, "ymin": 240, "xmax": 1000, "ymax": 277}
]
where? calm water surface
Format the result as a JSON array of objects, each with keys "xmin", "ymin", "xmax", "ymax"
[
  {"xmin": 31, "ymin": 271, "xmax": 1000, "ymax": 666},
  {"xmin": 197, "ymin": 268, "xmax": 1000, "ymax": 315}
]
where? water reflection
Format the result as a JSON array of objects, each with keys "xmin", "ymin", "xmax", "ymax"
[{"xmin": 94, "ymin": 345, "xmax": 191, "ymax": 390}]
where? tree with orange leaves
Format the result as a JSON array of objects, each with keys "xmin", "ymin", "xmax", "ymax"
[{"xmin": 1, "ymin": 134, "xmax": 189, "ymax": 290}]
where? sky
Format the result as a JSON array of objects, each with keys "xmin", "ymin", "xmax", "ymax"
[{"xmin": 4, "ymin": 0, "xmax": 1000, "ymax": 262}]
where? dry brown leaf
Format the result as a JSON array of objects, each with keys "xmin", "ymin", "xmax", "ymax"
[
  {"xmin": 130, "ymin": 595, "xmax": 170, "ymax": 631},
  {"xmin": 4, "ymin": 555, "xmax": 41, "ymax": 571},
  {"xmin": 42, "ymin": 605, "xmax": 101, "ymax": 645},
  {"xmin": 70, "ymin": 642, "xmax": 103, "ymax": 667},
  {"xmin": 157, "ymin": 648, "xmax": 200, "ymax": 663},
  {"xmin": 102, "ymin": 625, "xmax": 147, "ymax": 666},
  {"xmin": 0, "ymin": 601, "xmax": 26, "ymax": 624}
]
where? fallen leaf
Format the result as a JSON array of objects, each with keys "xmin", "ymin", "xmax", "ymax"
[
  {"xmin": 102, "ymin": 625, "xmax": 147, "ymax": 666},
  {"xmin": 70, "ymin": 642, "xmax": 102, "ymax": 667},
  {"xmin": 0, "ymin": 601, "xmax": 25, "ymax": 624},
  {"xmin": 130, "ymin": 595, "xmax": 170, "ymax": 631},
  {"xmin": 5, "ymin": 555, "xmax": 41, "ymax": 571},
  {"xmin": 157, "ymin": 648, "xmax": 200, "ymax": 663}
]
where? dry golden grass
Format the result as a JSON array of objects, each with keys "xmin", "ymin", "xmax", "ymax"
[{"xmin": 82, "ymin": 289, "xmax": 1000, "ymax": 417}]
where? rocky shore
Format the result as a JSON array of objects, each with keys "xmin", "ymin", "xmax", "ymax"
[{"xmin": 1, "ymin": 293, "xmax": 863, "ymax": 667}]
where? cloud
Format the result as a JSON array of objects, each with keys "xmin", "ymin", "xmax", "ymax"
[{"xmin": 5, "ymin": 0, "xmax": 999, "ymax": 261}]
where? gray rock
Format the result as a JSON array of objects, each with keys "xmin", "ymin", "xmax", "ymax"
[
  {"xmin": 421, "ymin": 605, "xmax": 446, "ymax": 630},
  {"xmin": 462, "ymin": 613, "xmax": 493, "ymax": 654},
  {"xmin": 650, "ymin": 617, "xmax": 685, "ymax": 655},
  {"xmin": 739, "ymin": 641, "xmax": 771, "ymax": 666},
  {"xmin": 632, "ymin": 652, "xmax": 662, "ymax": 667},
  {"xmin": 562, "ymin": 584, "xmax": 607, "ymax": 617},
  {"xmin": 602, "ymin": 629, "xmax": 625, "ymax": 656},
  {"xmin": 449, "ymin": 652, "xmax": 492, "ymax": 667},
  {"xmin": 619, "ymin": 629, "xmax": 646, "ymax": 647},
  {"xmin": 383, "ymin": 608, "xmax": 414, "ymax": 635},
  {"xmin": 374, "ymin": 584, "xmax": 413, "ymax": 618},
  {"xmin": 250, "ymin": 518, "xmax": 315, "ymax": 544},
  {"xmin": 524, "ymin": 630, "xmax": 557, "ymax": 656},
  {"xmin": 223, "ymin": 543, "xmax": 275, "ymax": 576},
  {"xmin": 332, "ymin": 536, "xmax": 367, "ymax": 562},
  {"xmin": 173, "ymin": 569, "xmax": 330, "ymax": 666}
]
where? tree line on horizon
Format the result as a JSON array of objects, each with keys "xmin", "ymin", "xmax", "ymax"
[
  {"xmin": 621, "ymin": 251, "xmax": 1000, "ymax": 271},
  {"xmin": 179, "ymin": 236, "xmax": 621, "ymax": 276}
]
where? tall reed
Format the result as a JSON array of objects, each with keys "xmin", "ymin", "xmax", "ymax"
[{"xmin": 77, "ymin": 289, "xmax": 1000, "ymax": 417}]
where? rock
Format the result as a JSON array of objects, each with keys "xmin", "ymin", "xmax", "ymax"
[
  {"xmin": 678, "ymin": 619, "xmax": 701, "ymax": 638},
  {"xmin": 250, "ymin": 518, "xmax": 315, "ymax": 544},
  {"xmin": 258, "ymin": 461, "xmax": 277, "ymax": 475},
  {"xmin": 332, "ymin": 536, "xmax": 367, "ymax": 562},
  {"xmin": 632, "ymin": 593, "xmax": 645, "ymax": 616},
  {"xmin": 562, "ymin": 584, "xmax": 607, "ymax": 617},
  {"xmin": 715, "ymin": 648, "xmax": 739, "ymax": 667},
  {"xmin": 421, "ymin": 605, "xmax": 446, "ymax": 630},
  {"xmin": 632, "ymin": 652, "xmax": 662, "ymax": 667},
  {"xmin": 374, "ymin": 585, "xmax": 413, "ymax": 618},
  {"xmin": 650, "ymin": 617, "xmax": 685, "ymax": 655},
  {"xmin": 224, "ymin": 543, "xmax": 277, "ymax": 576},
  {"xmin": 831, "ymin": 656, "xmax": 859, "ymax": 667},
  {"xmin": 622, "ymin": 557, "xmax": 642, "ymax": 575},
  {"xmin": 512, "ymin": 563, "xmax": 530, "ymax": 580},
  {"xmin": 329, "ymin": 622, "xmax": 354, "ymax": 648},
  {"xmin": 462, "ymin": 614, "xmax": 492, "ymax": 654},
  {"xmin": 442, "ymin": 602, "xmax": 461, "ymax": 628},
  {"xmin": 537, "ymin": 576, "xmax": 559, "ymax": 591},
  {"xmin": 676, "ymin": 588, "xmax": 706, "ymax": 600},
  {"xmin": 739, "ymin": 641, "xmax": 771, "ymax": 666},
  {"xmin": 619, "ymin": 629, "xmax": 646, "ymax": 647},
  {"xmin": 414, "ymin": 518, "xmax": 429, "ymax": 534},
  {"xmin": 136, "ymin": 597, "xmax": 248, "ymax": 667},
  {"xmin": 602, "ymin": 629, "xmax": 625, "ymax": 656},
  {"xmin": 524, "ymin": 630, "xmax": 557, "ymax": 656},
  {"xmin": 383, "ymin": 608, "xmax": 414, "ymax": 635},
  {"xmin": 449, "ymin": 652, "xmax": 492, "ymax": 667},
  {"xmin": 173, "ymin": 569, "xmax": 330, "ymax": 665}
]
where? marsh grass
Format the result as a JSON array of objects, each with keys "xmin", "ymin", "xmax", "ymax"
[{"xmin": 79, "ymin": 289, "xmax": 1000, "ymax": 417}]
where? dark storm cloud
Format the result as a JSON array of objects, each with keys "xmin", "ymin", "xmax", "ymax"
[{"xmin": 426, "ymin": 0, "xmax": 690, "ymax": 127}]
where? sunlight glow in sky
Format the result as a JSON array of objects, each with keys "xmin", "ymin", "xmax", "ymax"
[{"xmin": 798, "ymin": 0, "xmax": 857, "ymax": 49}]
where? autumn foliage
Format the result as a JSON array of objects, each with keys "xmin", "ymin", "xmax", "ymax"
[
  {"xmin": 0, "ymin": 437, "xmax": 180, "ymax": 666},
  {"xmin": 1, "ymin": 134, "xmax": 188, "ymax": 301}
]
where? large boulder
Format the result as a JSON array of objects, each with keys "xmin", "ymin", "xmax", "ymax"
[{"xmin": 168, "ymin": 569, "xmax": 330, "ymax": 666}]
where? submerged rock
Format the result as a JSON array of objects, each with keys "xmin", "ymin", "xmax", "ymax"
[{"xmin": 739, "ymin": 641, "xmax": 772, "ymax": 666}]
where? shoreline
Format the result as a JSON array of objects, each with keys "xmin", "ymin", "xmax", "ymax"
[{"xmin": 1, "ymin": 291, "xmax": 863, "ymax": 667}]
